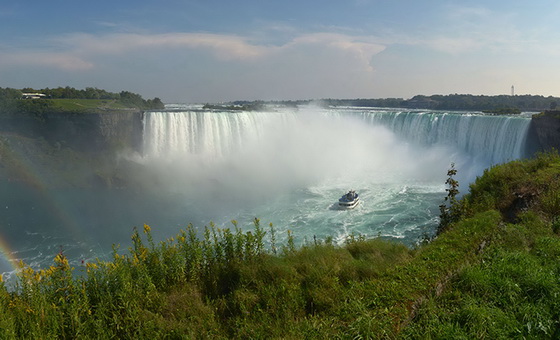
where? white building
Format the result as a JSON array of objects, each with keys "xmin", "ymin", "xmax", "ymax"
[{"xmin": 21, "ymin": 93, "xmax": 47, "ymax": 99}]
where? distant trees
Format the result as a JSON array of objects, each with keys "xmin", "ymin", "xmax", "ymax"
[
  {"xmin": 0, "ymin": 87, "xmax": 23, "ymax": 116},
  {"xmin": 39, "ymin": 86, "xmax": 119, "ymax": 100},
  {"xmin": 322, "ymin": 98, "xmax": 406, "ymax": 108},
  {"xmin": 0, "ymin": 86, "xmax": 165, "ymax": 114},
  {"xmin": 318, "ymin": 94, "xmax": 560, "ymax": 112},
  {"xmin": 0, "ymin": 87, "xmax": 55, "ymax": 119},
  {"xmin": 119, "ymin": 91, "xmax": 164, "ymax": 109},
  {"xmin": 259, "ymin": 94, "xmax": 560, "ymax": 112},
  {"xmin": 0, "ymin": 87, "xmax": 22, "ymax": 104},
  {"xmin": 145, "ymin": 97, "xmax": 164, "ymax": 109},
  {"xmin": 401, "ymin": 94, "xmax": 559, "ymax": 111}
]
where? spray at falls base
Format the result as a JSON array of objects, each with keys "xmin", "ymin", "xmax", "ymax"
[
  {"xmin": 139, "ymin": 106, "xmax": 533, "ymax": 246},
  {"xmin": 0, "ymin": 105, "xmax": 535, "ymax": 278}
]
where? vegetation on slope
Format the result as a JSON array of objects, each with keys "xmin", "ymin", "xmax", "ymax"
[
  {"xmin": 0, "ymin": 87, "xmax": 164, "ymax": 117},
  {"xmin": 1, "ymin": 152, "xmax": 559, "ymax": 338}
]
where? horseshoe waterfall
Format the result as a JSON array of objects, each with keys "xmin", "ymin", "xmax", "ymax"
[
  {"xmin": 140, "ymin": 106, "xmax": 534, "ymax": 245},
  {"xmin": 0, "ymin": 105, "xmax": 536, "ymax": 277}
]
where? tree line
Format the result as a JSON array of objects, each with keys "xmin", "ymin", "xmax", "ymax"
[
  {"xmin": 321, "ymin": 94, "xmax": 560, "ymax": 112},
  {"xmin": 0, "ymin": 86, "xmax": 164, "ymax": 116}
]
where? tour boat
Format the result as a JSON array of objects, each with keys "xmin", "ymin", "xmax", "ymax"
[{"xmin": 339, "ymin": 190, "xmax": 359, "ymax": 209}]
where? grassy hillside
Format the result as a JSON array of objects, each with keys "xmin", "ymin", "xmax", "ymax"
[
  {"xmin": 49, "ymin": 99, "xmax": 132, "ymax": 111},
  {"xmin": 0, "ymin": 87, "xmax": 164, "ymax": 116},
  {"xmin": 1, "ymin": 152, "xmax": 559, "ymax": 338}
]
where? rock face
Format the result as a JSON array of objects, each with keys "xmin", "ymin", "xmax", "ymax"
[
  {"xmin": 530, "ymin": 111, "xmax": 560, "ymax": 152},
  {"xmin": 3, "ymin": 110, "xmax": 560, "ymax": 158},
  {"xmin": 0, "ymin": 110, "xmax": 144, "ymax": 154}
]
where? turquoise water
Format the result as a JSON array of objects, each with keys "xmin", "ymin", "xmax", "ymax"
[
  {"xmin": 139, "ymin": 105, "xmax": 532, "ymax": 245},
  {"xmin": 0, "ymin": 105, "xmax": 533, "ymax": 278}
]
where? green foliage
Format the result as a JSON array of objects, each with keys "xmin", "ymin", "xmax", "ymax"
[
  {"xmin": 482, "ymin": 107, "xmax": 522, "ymax": 115},
  {"xmin": 0, "ymin": 86, "xmax": 164, "ymax": 115},
  {"xmin": 48, "ymin": 98, "xmax": 131, "ymax": 111},
  {"xmin": 1, "ymin": 152, "xmax": 560, "ymax": 338},
  {"xmin": 271, "ymin": 94, "xmax": 560, "ymax": 111},
  {"xmin": 0, "ymin": 87, "xmax": 57, "ymax": 118},
  {"xmin": 438, "ymin": 163, "xmax": 460, "ymax": 234},
  {"xmin": 402, "ymin": 244, "xmax": 560, "ymax": 339},
  {"xmin": 461, "ymin": 150, "xmax": 560, "ymax": 222},
  {"xmin": 13, "ymin": 99, "xmax": 57, "ymax": 119},
  {"xmin": 42, "ymin": 86, "xmax": 119, "ymax": 100}
]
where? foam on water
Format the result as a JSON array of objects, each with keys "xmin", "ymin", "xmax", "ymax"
[
  {"xmin": 139, "ymin": 105, "xmax": 531, "ymax": 245},
  {"xmin": 0, "ymin": 105, "xmax": 534, "ymax": 280}
]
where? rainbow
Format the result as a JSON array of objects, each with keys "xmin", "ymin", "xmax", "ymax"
[
  {"xmin": 0, "ymin": 139, "xmax": 85, "ymax": 273},
  {"xmin": 0, "ymin": 231, "xmax": 18, "ymax": 273}
]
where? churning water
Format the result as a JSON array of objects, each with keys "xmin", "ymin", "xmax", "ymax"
[
  {"xmin": 0, "ymin": 105, "xmax": 533, "ymax": 277},
  {"xmin": 140, "ymin": 105, "xmax": 531, "ymax": 243}
]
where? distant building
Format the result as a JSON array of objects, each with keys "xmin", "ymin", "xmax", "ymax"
[{"xmin": 21, "ymin": 93, "xmax": 47, "ymax": 99}]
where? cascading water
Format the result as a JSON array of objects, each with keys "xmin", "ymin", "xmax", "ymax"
[
  {"xmin": 351, "ymin": 109, "xmax": 531, "ymax": 164},
  {"xmin": 142, "ymin": 109, "xmax": 297, "ymax": 158},
  {"xmin": 144, "ymin": 107, "xmax": 531, "ymax": 165},
  {"xmin": 0, "ymin": 104, "xmax": 535, "ymax": 280},
  {"xmin": 140, "ymin": 105, "xmax": 534, "ymax": 245}
]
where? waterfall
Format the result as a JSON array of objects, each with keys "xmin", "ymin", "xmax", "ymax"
[
  {"xmin": 142, "ymin": 109, "xmax": 296, "ymax": 158},
  {"xmin": 352, "ymin": 110, "xmax": 532, "ymax": 164},
  {"xmin": 143, "ymin": 107, "xmax": 533, "ymax": 166}
]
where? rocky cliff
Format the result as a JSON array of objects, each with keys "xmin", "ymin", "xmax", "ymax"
[
  {"xmin": 2, "ymin": 109, "xmax": 560, "ymax": 158},
  {"xmin": 0, "ymin": 110, "xmax": 144, "ymax": 154},
  {"xmin": 530, "ymin": 111, "xmax": 560, "ymax": 152}
]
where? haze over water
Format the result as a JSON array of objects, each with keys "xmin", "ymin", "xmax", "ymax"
[{"xmin": 0, "ymin": 105, "xmax": 533, "ymax": 279}]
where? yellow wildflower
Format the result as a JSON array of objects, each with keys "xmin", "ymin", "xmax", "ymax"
[{"xmin": 143, "ymin": 224, "xmax": 151, "ymax": 234}]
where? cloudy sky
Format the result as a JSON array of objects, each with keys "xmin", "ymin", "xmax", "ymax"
[{"xmin": 1, "ymin": 0, "xmax": 559, "ymax": 103}]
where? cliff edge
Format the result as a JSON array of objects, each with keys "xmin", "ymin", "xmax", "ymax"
[
  {"xmin": 0, "ymin": 110, "xmax": 144, "ymax": 154},
  {"xmin": 530, "ymin": 110, "xmax": 560, "ymax": 152}
]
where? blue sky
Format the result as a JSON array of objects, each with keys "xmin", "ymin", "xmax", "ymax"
[{"xmin": 1, "ymin": 1, "xmax": 559, "ymax": 102}]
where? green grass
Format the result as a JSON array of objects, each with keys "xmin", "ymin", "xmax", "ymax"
[
  {"xmin": 402, "ymin": 241, "xmax": 560, "ymax": 339},
  {"xmin": 49, "ymin": 99, "xmax": 132, "ymax": 112},
  {"xmin": 1, "ymin": 152, "xmax": 560, "ymax": 338}
]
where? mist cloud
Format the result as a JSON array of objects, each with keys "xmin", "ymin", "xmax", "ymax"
[{"xmin": 133, "ymin": 108, "xmax": 456, "ymax": 214}]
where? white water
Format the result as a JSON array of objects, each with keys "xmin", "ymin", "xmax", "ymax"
[
  {"xmin": 139, "ymin": 105, "xmax": 533, "ymax": 245},
  {"xmin": 352, "ymin": 109, "xmax": 531, "ymax": 164},
  {"xmin": 0, "ymin": 105, "xmax": 534, "ymax": 280}
]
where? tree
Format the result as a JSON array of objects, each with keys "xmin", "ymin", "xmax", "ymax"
[{"xmin": 437, "ymin": 163, "xmax": 460, "ymax": 235}]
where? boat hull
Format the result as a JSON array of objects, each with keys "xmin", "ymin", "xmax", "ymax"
[
  {"xmin": 338, "ymin": 191, "xmax": 359, "ymax": 209},
  {"xmin": 338, "ymin": 198, "xmax": 359, "ymax": 209}
]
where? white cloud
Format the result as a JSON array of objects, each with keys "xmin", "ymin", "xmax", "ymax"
[
  {"xmin": 0, "ymin": 52, "xmax": 93, "ymax": 71},
  {"xmin": 54, "ymin": 32, "xmax": 270, "ymax": 60},
  {"xmin": 288, "ymin": 33, "xmax": 385, "ymax": 71},
  {"xmin": 52, "ymin": 31, "xmax": 385, "ymax": 62},
  {"xmin": 1, "ymin": 31, "xmax": 384, "ymax": 76},
  {"xmin": 0, "ymin": 31, "xmax": 387, "ymax": 101}
]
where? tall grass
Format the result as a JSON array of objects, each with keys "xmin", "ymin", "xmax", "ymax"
[{"xmin": 0, "ymin": 152, "xmax": 559, "ymax": 338}]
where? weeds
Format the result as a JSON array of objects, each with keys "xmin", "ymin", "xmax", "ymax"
[{"xmin": 1, "ymin": 152, "xmax": 559, "ymax": 338}]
